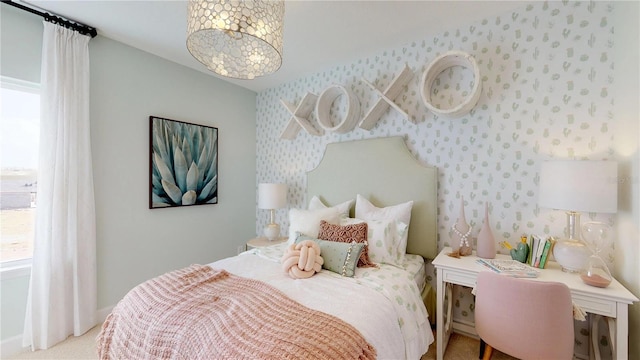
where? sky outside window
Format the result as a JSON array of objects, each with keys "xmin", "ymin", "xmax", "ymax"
[{"xmin": 1, "ymin": 81, "xmax": 40, "ymax": 263}]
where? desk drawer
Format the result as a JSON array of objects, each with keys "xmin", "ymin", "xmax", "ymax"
[
  {"xmin": 572, "ymin": 293, "xmax": 616, "ymax": 317},
  {"xmin": 442, "ymin": 270, "xmax": 477, "ymax": 288}
]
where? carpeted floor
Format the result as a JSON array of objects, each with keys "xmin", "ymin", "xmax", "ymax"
[
  {"xmin": 421, "ymin": 332, "xmax": 517, "ymax": 360},
  {"xmin": 7, "ymin": 326, "xmax": 101, "ymax": 360},
  {"xmin": 7, "ymin": 326, "xmax": 517, "ymax": 360}
]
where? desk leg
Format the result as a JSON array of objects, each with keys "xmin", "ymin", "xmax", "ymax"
[
  {"xmin": 607, "ymin": 317, "xmax": 616, "ymax": 360},
  {"xmin": 436, "ymin": 270, "xmax": 444, "ymax": 360},
  {"xmin": 616, "ymin": 303, "xmax": 628, "ymax": 360},
  {"xmin": 436, "ymin": 274, "xmax": 453, "ymax": 360},
  {"xmin": 591, "ymin": 314, "xmax": 622, "ymax": 360},
  {"xmin": 445, "ymin": 284, "xmax": 453, "ymax": 338},
  {"xmin": 590, "ymin": 315, "xmax": 601, "ymax": 360}
]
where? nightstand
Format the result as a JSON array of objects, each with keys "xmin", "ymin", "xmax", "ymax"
[{"xmin": 246, "ymin": 236, "xmax": 287, "ymax": 250}]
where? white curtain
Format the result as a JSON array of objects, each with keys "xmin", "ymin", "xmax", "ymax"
[{"xmin": 23, "ymin": 22, "xmax": 97, "ymax": 350}]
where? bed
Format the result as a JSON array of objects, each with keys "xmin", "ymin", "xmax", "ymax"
[{"xmin": 97, "ymin": 136, "xmax": 438, "ymax": 359}]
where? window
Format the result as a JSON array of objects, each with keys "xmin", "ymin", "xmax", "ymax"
[{"xmin": 0, "ymin": 77, "xmax": 40, "ymax": 269}]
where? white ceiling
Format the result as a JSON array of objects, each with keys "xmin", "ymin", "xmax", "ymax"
[{"xmin": 25, "ymin": 0, "xmax": 526, "ymax": 93}]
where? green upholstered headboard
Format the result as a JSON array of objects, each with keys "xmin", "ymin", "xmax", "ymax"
[{"xmin": 307, "ymin": 136, "xmax": 438, "ymax": 259}]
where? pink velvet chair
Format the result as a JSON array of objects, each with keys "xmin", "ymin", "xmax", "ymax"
[{"xmin": 475, "ymin": 271, "xmax": 574, "ymax": 360}]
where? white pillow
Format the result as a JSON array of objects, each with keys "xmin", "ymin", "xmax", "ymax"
[
  {"xmin": 341, "ymin": 217, "xmax": 408, "ymax": 266},
  {"xmin": 308, "ymin": 196, "xmax": 354, "ymax": 218},
  {"xmin": 355, "ymin": 194, "xmax": 413, "ymax": 226},
  {"xmin": 287, "ymin": 207, "xmax": 341, "ymax": 244}
]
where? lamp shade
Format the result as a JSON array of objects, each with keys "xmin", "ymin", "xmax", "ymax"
[
  {"xmin": 186, "ymin": 0, "xmax": 284, "ymax": 80},
  {"xmin": 258, "ymin": 183, "xmax": 287, "ymax": 209},
  {"xmin": 539, "ymin": 160, "xmax": 617, "ymax": 213}
]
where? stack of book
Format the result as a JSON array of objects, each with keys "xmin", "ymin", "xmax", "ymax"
[{"xmin": 526, "ymin": 235, "xmax": 556, "ymax": 269}]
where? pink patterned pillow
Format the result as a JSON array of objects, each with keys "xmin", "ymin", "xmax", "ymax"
[{"xmin": 317, "ymin": 220, "xmax": 375, "ymax": 267}]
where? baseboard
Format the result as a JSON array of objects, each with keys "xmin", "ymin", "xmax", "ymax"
[
  {"xmin": 0, "ymin": 305, "xmax": 114, "ymax": 358},
  {"xmin": 452, "ymin": 319, "xmax": 479, "ymax": 339},
  {"xmin": 98, "ymin": 305, "xmax": 114, "ymax": 323},
  {"xmin": 0, "ymin": 335, "xmax": 28, "ymax": 358}
]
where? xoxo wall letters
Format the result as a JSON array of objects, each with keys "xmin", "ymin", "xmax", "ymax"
[{"xmin": 279, "ymin": 51, "xmax": 482, "ymax": 140}]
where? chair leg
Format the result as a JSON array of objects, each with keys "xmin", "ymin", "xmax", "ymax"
[
  {"xmin": 482, "ymin": 343, "xmax": 494, "ymax": 360},
  {"xmin": 479, "ymin": 339, "xmax": 485, "ymax": 359}
]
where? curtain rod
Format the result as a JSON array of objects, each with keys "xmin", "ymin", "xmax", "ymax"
[{"xmin": 2, "ymin": 0, "xmax": 97, "ymax": 38}]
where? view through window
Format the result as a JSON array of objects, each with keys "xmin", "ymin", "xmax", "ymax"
[{"xmin": 1, "ymin": 77, "xmax": 40, "ymax": 264}]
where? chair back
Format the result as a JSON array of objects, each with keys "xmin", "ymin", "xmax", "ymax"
[{"xmin": 475, "ymin": 271, "xmax": 574, "ymax": 360}]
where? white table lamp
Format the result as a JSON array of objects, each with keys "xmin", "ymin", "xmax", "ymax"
[
  {"xmin": 538, "ymin": 160, "xmax": 617, "ymax": 272},
  {"xmin": 258, "ymin": 183, "xmax": 287, "ymax": 241}
]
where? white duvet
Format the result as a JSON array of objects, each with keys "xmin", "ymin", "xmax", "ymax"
[{"xmin": 209, "ymin": 243, "xmax": 433, "ymax": 359}]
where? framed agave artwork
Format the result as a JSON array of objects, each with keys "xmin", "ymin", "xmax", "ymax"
[{"xmin": 149, "ymin": 116, "xmax": 218, "ymax": 209}]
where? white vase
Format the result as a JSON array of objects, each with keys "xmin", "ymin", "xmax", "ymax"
[
  {"xmin": 451, "ymin": 197, "xmax": 472, "ymax": 256},
  {"xmin": 476, "ymin": 202, "xmax": 496, "ymax": 259}
]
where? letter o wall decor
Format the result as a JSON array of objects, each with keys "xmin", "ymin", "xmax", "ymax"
[
  {"xmin": 315, "ymin": 85, "xmax": 361, "ymax": 134},
  {"xmin": 420, "ymin": 50, "xmax": 482, "ymax": 118}
]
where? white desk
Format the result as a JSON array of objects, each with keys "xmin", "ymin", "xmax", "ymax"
[{"xmin": 432, "ymin": 247, "xmax": 638, "ymax": 360}]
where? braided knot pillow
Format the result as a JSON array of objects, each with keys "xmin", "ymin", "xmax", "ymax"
[{"xmin": 281, "ymin": 240, "xmax": 324, "ymax": 279}]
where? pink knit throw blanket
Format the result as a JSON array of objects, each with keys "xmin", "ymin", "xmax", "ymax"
[{"xmin": 97, "ymin": 264, "xmax": 376, "ymax": 360}]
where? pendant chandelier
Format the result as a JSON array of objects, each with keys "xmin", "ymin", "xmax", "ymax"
[{"xmin": 186, "ymin": 0, "xmax": 284, "ymax": 80}]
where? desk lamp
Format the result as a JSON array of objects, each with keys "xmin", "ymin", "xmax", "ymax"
[
  {"xmin": 258, "ymin": 183, "xmax": 287, "ymax": 241},
  {"xmin": 538, "ymin": 160, "xmax": 617, "ymax": 272}
]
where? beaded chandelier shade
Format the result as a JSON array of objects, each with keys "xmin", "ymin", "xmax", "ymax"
[{"xmin": 186, "ymin": 0, "xmax": 284, "ymax": 80}]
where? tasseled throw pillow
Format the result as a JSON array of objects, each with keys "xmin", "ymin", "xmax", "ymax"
[{"xmin": 317, "ymin": 220, "xmax": 375, "ymax": 267}]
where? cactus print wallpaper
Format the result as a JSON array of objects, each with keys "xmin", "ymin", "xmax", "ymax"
[{"xmin": 256, "ymin": 1, "xmax": 615, "ymax": 357}]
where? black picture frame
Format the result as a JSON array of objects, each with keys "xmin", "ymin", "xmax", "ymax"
[{"xmin": 149, "ymin": 116, "xmax": 218, "ymax": 209}]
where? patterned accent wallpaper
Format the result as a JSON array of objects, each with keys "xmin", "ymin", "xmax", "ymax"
[{"xmin": 256, "ymin": 1, "xmax": 615, "ymax": 356}]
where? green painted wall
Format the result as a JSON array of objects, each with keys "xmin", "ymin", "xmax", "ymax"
[{"xmin": 1, "ymin": 3, "xmax": 257, "ymax": 344}]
